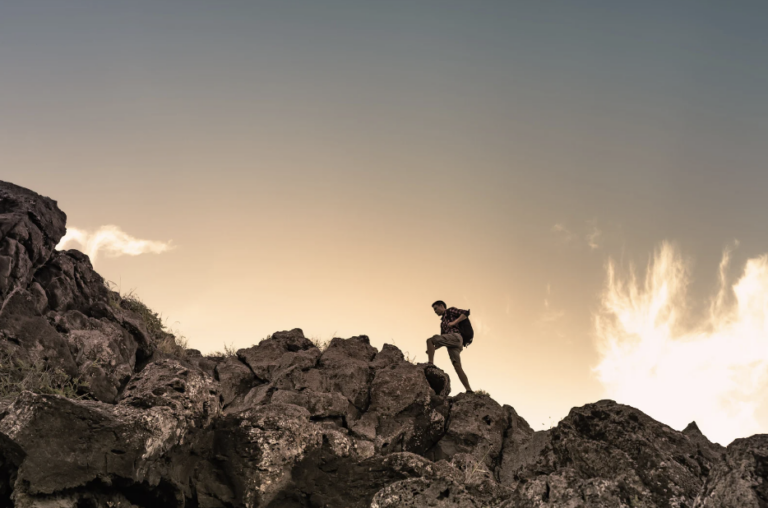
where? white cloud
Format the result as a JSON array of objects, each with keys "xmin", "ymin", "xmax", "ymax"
[
  {"xmin": 593, "ymin": 241, "xmax": 768, "ymax": 445},
  {"xmin": 56, "ymin": 225, "xmax": 174, "ymax": 264}
]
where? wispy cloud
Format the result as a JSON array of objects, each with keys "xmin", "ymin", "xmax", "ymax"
[
  {"xmin": 594, "ymin": 241, "xmax": 768, "ymax": 445},
  {"xmin": 539, "ymin": 284, "xmax": 565, "ymax": 323},
  {"xmin": 586, "ymin": 221, "xmax": 602, "ymax": 250},
  {"xmin": 552, "ymin": 223, "xmax": 576, "ymax": 243},
  {"xmin": 553, "ymin": 220, "xmax": 602, "ymax": 250},
  {"xmin": 56, "ymin": 225, "xmax": 174, "ymax": 264}
]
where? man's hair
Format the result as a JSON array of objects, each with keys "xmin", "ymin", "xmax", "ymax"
[{"xmin": 432, "ymin": 300, "xmax": 447, "ymax": 309}]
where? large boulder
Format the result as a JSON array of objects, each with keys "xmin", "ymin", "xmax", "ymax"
[
  {"xmin": 497, "ymin": 404, "xmax": 536, "ymax": 487},
  {"xmin": 350, "ymin": 361, "xmax": 451, "ymax": 455},
  {"xmin": 427, "ymin": 392, "xmax": 508, "ymax": 472},
  {"xmin": 33, "ymin": 249, "xmax": 109, "ymax": 314},
  {"xmin": 316, "ymin": 335, "xmax": 377, "ymax": 411},
  {"xmin": 370, "ymin": 453, "xmax": 512, "ymax": 508},
  {"xmin": 237, "ymin": 329, "xmax": 316, "ymax": 383},
  {"xmin": 0, "ymin": 391, "xmax": 188, "ymax": 507},
  {"xmin": 694, "ymin": 434, "xmax": 767, "ymax": 508},
  {"xmin": 213, "ymin": 403, "xmax": 324, "ymax": 507},
  {"xmin": 119, "ymin": 358, "xmax": 221, "ymax": 428},
  {"xmin": 55, "ymin": 309, "xmax": 138, "ymax": 403},
  {"xmin": 230, "ymin": 334, "xmax": 378, "ymax": 423},
  {"xmin": 215, "ymin": 354, "xmax": 257, "ymax": 408},
  {"xmin": 0, "ymin": 181, "xmax": 66, "ymax": 302},
  {"xmin": 504, "ymin": 400, "xmax": 722, "ymax": 508},
  {"xmin": 0, "ymin": 288, "xmax": 78, "ymax": 377}
]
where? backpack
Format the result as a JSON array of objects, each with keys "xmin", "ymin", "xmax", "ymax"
[{"xmin": 458, "ymin": 309, "xmax": 474, "ymax": 347}]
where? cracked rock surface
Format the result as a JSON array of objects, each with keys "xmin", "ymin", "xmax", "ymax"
[{"xmin": 0, "ymin": 180, "xmax": 761, "ymax": 507}]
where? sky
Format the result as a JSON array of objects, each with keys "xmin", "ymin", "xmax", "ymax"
[{"xmin": 3, "ymin": 1, "xmax": 768, "ymax": 445}]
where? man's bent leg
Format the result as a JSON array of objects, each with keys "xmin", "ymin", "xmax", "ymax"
[
  {"xmin": 426, "ymin": 337, "xmax": 436, "ymax": 365},
  {"xmin": 452, "ymin": 359, "xmax": 473, "ymax": 393}
]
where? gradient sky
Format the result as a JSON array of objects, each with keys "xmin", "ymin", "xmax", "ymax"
[{"xmin": 3, "ymin": 1, "xmax": 768, "ymax": 444}]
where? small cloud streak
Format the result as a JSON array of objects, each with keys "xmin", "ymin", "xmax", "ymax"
[
  {"xmin": 553, "ymin": 220, "xmax": 602, "ymax": 250},
  {"xmin": 552, "ymin": 223, "xmax": 575, "ymax": 243},
  {"xmin": 586, "ymin": 223, "xmax": 602, "ymax": 250},
  {"xmin": 594, "ymin": 241, "xmax": 768, "ymax": 445},
  {"xmin": 56, "ymin": 225, "xmax": 174, "ymax": 264},
  {"xmin": 540, "ymin": 284, "xmax": 565, "ymax": 323}
]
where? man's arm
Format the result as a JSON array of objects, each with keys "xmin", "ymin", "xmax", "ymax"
[{"xmin": 448, "ymin": 308, "xmax": 469, "ymax": 327}]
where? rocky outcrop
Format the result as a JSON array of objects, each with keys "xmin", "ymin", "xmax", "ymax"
[
  {"xmin": 694, "ymin": 434, "xmax": 768, "ymax": 507},
  {"xmin": 0, "ymin": 179, "xmax": 765, "ymax": 507},
  {"xmin": 0, "ymin": 182, "xmax": 66, "ymax": 302},
  {"xmin": 501, "ymin": 400, "xmax": 727, "ymax": 507},
  {"xmin": 0, "ymin": 391, "xmax": 188, "ymax": 507}
]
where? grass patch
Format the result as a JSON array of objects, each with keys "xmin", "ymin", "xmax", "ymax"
[
  {"xmin": 463, "ymin": 447, "xmax": 492, "ymax": 485},
  {"xmin": 155, "ymin": 331, "xmax": 189, "ymax": 359},
  {"xmin": 389, "ymin": 338, "xmax": 418, "ymax": 364},
  {"xmin": 309, "ymin": 331, "xmax": 336, "ymax": 352},
  {"xmin": 205, "ymin": 343, "xmax": 238, "ymax": 358},
  {"xmin": 105, "ymin": 281, "xmax": 188, "ymax": 359},
  {"xmin": 309, "ymin": 337, "xmax": 332, "ymax": 352},
  {"xmin": 0, "ymin": 349, "xmax": 89, "ymax": 400}
]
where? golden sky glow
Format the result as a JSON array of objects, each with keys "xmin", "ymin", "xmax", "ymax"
[{"xmin": 5, "ymin": 1, "xmax": 768, "ymax": 444}]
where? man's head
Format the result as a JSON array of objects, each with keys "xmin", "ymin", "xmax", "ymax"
[{"xmin": 432, "ymin": 300, "xmax": 447, "ymax": 316}]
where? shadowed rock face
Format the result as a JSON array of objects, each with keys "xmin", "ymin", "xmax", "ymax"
[
  {"xmin": 501, "ymin": 400, "xmax": 727, "ymax": 508},
  {"xmin": 694, "ymin": 434, "xmax": 768, "ymax": 508},
  {"xmin": 0, "ymin": 182, "xmax": 66, "ymax": 302},
  {"xmin": 0, "ymin": 180, "xmax": 761, "ymax": 507}
]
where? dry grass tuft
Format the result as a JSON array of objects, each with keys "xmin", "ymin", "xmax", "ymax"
[
  {"xmin": 0, "ymin": 348, "xmax": 89, "ymax": 400},
  {"xmin": 105, "ymin": 281, "xmax": 188, "ymax": 359},
  {"xmin": 205, "ymin": 343, "xmax": 238, "ymax": 358}
]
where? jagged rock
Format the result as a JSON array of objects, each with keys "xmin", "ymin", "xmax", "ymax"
[
  {"xmin": 232, "ymin": 335, "xmax": 379, "ymax": 421},
  {"xmin": 271, "ymin": 388, "xmax": 350, "ymax": 420},
  {"xmin": 119, "ymin": 358, "xmax": 221, "ymax": 427},
  {"xmin": 0, "ymin": 181, "xmax": 66, "ymax": 302},
  {"xmin": 215, "ymin": 354, "xmax": 257, "ymax": 408},
  {"xmin": 0, "ymin": 391, "xmax": 188, "ymax": 504},
  {"xmin": 114, "ymin": 308, "xmax": 156, "ymax": 360},
  {"xmin": 237, "ymin": 328, "xmax": 316, "ymax": 382},
  {"xmin": 274, "ymin": 451, "xmax": 444, "ymax": 508},
  {"xmin": 270, "ymin": 347, "xmax": 323, "ymax": 391},
  {"xmin": 57, "ymin": 309, "xmax": 138, "ymax": 403},
  {"xmin": 684, "ymin": 421, "xmax": 726, "ymax": 476},
  {"xmin": 81, "ymin": 298, "xmax": 157, "ymax": 362},
  {"xmin": 370, "ymin": 453, "xmax": 512, "ymax": 508},
  {"xmin": 694, "ymin": 434, "xmax": 768, "ymax": 507},
  {"xmin": 0, "ymin": 288, "xmax": 78, "ymax": 377},
  {"xmin": 213, "ymin": 403, "xmax": 324, "ymax": 507},
  {"xmin": 27, "ymin": 282, "xmax": 47, "ymax": 315},
  {"xmin": 33, "ymin": 249, "xmax": 109, "ymax": 314},
  {"xmin": 498, "ymin": 404, "xmax": 535, "ymax": 486},
  {"xmin": 316, "ymin": 335, "xmax": 376, "ymax": 411},
  {"xmin": 351, "ymin": 361, "xmax": 450, "ymax": 455},
  {"xmin": 428, "ymin": 392, "xmax": 508, "ymax": 471},
  {"xmin": 505, "ymin": 400, "xmax": 721, "ymax": 507},
  {"xmin": 371, "ymin": 343, "xmax": 407, "ymax": 369},
  {"xmin": 424, "ymin": 363, "xmax": 451, "ymax": 397}
]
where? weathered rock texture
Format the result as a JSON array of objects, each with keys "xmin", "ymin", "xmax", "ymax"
[{"xmin": 0, "ymin": 180, "xmax": 762, "ymax": 507}]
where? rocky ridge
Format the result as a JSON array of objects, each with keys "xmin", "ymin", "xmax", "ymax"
[{"xmin": 0, "ymin": 180, "xmax": 764, "ymax": 507}]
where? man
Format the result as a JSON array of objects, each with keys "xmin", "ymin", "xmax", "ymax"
[{"xmin": 426, "ymin": 300, "xmax": 473, "ymax": 393}]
